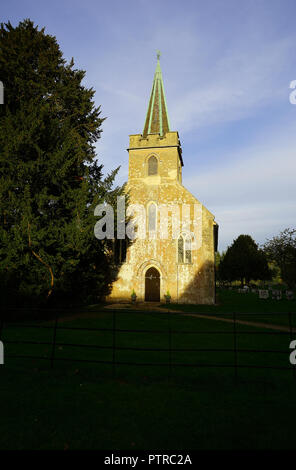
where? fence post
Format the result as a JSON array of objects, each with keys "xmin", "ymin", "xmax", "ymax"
[
  {"xmin": 50, "ymin": 314, "xmax": 58, "ymax": 369},
  {"xmin": 0, "ymin": 319, "xmax": 3, "ymax": 365},
  {"xmin": 168, "ymin": 312, "xmax": 172, "ymax": 383},
  {"xmin": 288, "ymin": 312, "xmax": 295, "ymax": 379},
  {"xmin": 0, "ymin": 319, "xmax": 3, "ymax": 341},
  {"xmin": 112, "ymin": 310, "xmax": 116, "ymax": 377},
  {"xmin": 233, "ymin": 312, "xmax": 238, "ymax": 381}
]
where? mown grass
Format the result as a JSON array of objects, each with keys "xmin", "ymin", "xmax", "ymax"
[
  {"xmin": 1, "ymin": 305, "xmax": 296, "ymax": 450},
  {"xmin": 165, "ymin": 288, "xmax": 296, "ymax": 327}
]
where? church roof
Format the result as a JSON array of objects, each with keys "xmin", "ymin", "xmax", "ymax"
[{"xmin": 143, "ymin": 52, "xmax": 170, "ymax": 137}]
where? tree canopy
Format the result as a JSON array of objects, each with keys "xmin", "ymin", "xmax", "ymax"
[
  {"xmin": 219, "ymin": 234, "xmax": 271, "ymax": 286},
  {"xmin": 0, "ymin": 19, "xmax": 124, "ymax": 307},
  {"xmin": 264, "ymin": 228, "xmax": 296, "ymax": 289}
]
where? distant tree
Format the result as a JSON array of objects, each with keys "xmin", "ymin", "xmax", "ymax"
[
  {"xmin": 215, "ymin": 251, "xmax": 222, "ymax": 268},
  {"xmin": 263, "ymin": 228, "xmax": 296, "ymax": 289},
  {"xmin": 215, "ymin": 251, "xmax": 225, "ymax": 284},
  {"xmin": 0, "ymin": 19, "xmax": 125, "ymax": 307},
  {"xmin": 219, "ymin": 235, "xmax": 271, "ymax": 286}
]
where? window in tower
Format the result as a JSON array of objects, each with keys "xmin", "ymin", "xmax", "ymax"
[{"xmin": 148, "ymin": 155, "xmax": 158, "ymax": 176}]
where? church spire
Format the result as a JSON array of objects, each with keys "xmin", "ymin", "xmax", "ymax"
[{"xmin": 143, "ymin": 51, "xmax": 170, "ymax": 137}]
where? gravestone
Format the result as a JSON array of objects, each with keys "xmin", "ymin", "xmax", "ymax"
[
  {"xmin": 286, "ymin": 290, "xmax": 294, "ymax": 300},
  {"xmin": 259, "ymin": 289, "xmax": 269, "ymax": 299},
  {"xmin": 271, "ymin": 290, "xmax": 282, "ymax": 300},
  {"xmin": 238, "ymin": 288, "xmax": 247, "ymax": 294}
]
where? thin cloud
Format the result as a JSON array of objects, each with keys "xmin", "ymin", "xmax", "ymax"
[{"xmin": 186, "ymin": 121, "xmax": 296, "ymax": 250}]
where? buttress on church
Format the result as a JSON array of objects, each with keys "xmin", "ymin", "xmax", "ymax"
[{"xmin": 108, "ymin": 55, "xmax": 218, "ymax": 305}]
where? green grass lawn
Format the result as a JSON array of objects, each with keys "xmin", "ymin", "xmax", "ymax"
[
  {"xmin": 165, "ymin": 288, "xmax": 296, "ymax": 327},
  {"xmin": 1, "ymin": 301, "xmax": 296, "ymax": 450}
]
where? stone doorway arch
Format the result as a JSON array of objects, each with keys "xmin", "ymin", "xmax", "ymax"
[{"xmin": 145, "ymin": 267, "xmax": 160, "ymax": 302}]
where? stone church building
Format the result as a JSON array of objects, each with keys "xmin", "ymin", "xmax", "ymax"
[{"xmin": 108, "ymin": 55, "xmax": 218, "ymax": 304}]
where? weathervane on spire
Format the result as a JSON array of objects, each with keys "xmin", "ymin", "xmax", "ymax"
[{"xmin": 156, "ymin": 50, "xmax": 161, "ymax": 61}]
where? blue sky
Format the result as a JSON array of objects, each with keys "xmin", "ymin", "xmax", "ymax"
[{"xmin": 2, "ymin": 0, "xmax": 296, "ymax": 251}]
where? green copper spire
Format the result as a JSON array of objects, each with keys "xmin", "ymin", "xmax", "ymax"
[{"xmin": 143, "ymin": 51, "xmax": 170, "ymax": 137}]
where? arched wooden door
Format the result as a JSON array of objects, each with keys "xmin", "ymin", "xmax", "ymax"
[{"xmin": 145, "ymin": 267, "xmax": 160, "ymax": 302}]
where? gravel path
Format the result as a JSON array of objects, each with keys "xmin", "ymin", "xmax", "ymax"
[{"xmin": 182, "ymin": 312, "xmax": 296, "ymax": 332}]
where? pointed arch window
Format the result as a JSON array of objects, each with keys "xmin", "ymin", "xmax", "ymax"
[
  {"xmin": 148, "ymin": 155, "xmax": 158, "ymax": 176},
  {"xmin": 178, "ymin": 236, "xmax": 184, "ymax": 263},
  {"xmin": 178, "ymin": 235, "xmax": 192, "ymax": 264},
  {"xmin": 185, "ymin": 236, "xmax": 192, "ymax": 264},
  {"xmin": 148, "ymin": 202, "xmax": 157, "ymax": 232}
]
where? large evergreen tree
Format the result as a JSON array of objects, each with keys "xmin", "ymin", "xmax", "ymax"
[
  {"xmin": 0, "ymin": 19, "xmax": 123, "ymax": 307},
  {"xmin": 219, "ymin": 235, "xmax": 271, "ymax": 286}
]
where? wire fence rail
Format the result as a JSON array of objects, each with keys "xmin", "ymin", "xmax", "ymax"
[{"xmin": 0, "ymin": 309, "xmax": 296, "ymax": 381}]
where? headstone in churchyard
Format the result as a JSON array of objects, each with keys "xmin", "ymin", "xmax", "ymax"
[
  {"xmin": 271, "ymin": 290, "xmax": 282, "ymax": 300},
  {"xmin": 286, "ymin": 290, "xmax": 294, "ymax": 300},
  {"xmin": 259, "ymin": 289, "xmax": 269, "ymax": 299}
]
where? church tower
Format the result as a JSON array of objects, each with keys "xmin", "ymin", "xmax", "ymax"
[{"xmin": 108, "ymin": 54, "xmax": 218, "ymax": 304}]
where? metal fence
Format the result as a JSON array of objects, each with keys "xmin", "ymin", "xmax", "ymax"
[{"xmin": 0, "ymin": 309, "xmax": 296, "ymax": 381}]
